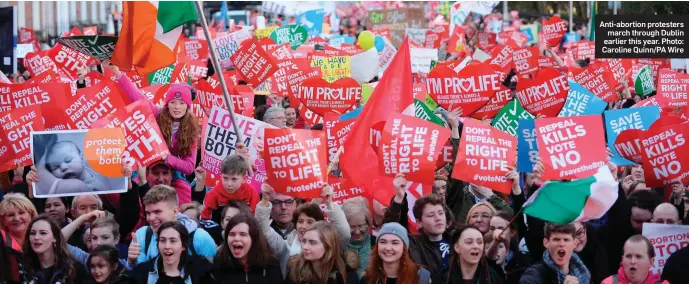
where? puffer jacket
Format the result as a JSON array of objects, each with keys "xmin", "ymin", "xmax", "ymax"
[{"xmin": 203, "ymin": 256, "xmax": 284, "ymax": 284}]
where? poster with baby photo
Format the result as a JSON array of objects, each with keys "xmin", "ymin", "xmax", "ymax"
[{"xmin": 31, "ymin": 128, "xmax": 129, "ymax": 198}]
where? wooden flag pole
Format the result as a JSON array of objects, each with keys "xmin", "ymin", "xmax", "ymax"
[{"xmin": 194, "ymin": 1, "xmax": 253, "ymax": 176}]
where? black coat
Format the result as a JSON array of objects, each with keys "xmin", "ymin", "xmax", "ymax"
[
  {"xmin": 442, "ymin": 257, "xmax": 504, "ymax": 284},
  {"xmin": 661, "ymin": 245, "xmax": 689, "ymax": 284},
  {"xmin": 127, "ymin": 255, "xmax": 212, "ymax": 284},
  {"xmin": 519, "ymin": 262, "xmax": 559, "ymax": 284},
  {"xmin": 576, "ymin": 224, "xmax": 609, "ymax": 284},
  {"xmin": 203, "ymin": 258, "xmax": 284, "ymax": 284},
  {"xmin": 503, "ymin": 248, "xmax": 531, "ymax": 284}
]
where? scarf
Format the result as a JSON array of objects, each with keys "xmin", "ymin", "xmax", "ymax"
[
  {"xmin": 542, "ymin": 251, "xmax": 591, "ymax": 284},
  {"xmin": 614, "ymin": 266, "xmax": 663, "ymax": 284},
  {"xmin": 346, "ymin": 234, "xmax": 372, "ymax": 276}
]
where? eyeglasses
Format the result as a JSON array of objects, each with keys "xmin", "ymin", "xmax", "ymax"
[
  {"xmin": 575, "ymin": 228, "xmax": 586, "ymax": 238},
  {"xmin": 270, "ymin": 199, "xmax": 296, "ymax": 206},
  {"xmin": 350, "ymin": 224, "xmax": 368, "ymax": 232}
]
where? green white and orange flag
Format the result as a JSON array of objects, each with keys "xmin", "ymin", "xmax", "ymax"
[{"xmin": 112, "ymin": 1, "xmax": 198, "ymax": 75}]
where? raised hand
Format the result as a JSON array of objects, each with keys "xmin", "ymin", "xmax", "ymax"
[
  {"xmin": 393, "ymin": 174, "xmax": 407, "ymax": 204},
  {"xmin": 128, "ymin": 232, "xmax": 141, "ymax": 264}
]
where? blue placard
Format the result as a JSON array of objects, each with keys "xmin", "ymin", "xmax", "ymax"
[
  {"xmin": 564, "ymin": 32, "xmax": 580, "ymax": 43},
  {"xmin": 329, "ymin": 35, "xmax": 355, "ymax": 45},
  {"xmin": 559, "ymin": 80, "xmax": 608, "ymax": 117},
  {"xmin": 604, "ymin": 106, "xmax": 661, "ymax": 166},
  {"xmin": 298, "ymin": 9, "xmax": 324, "ymax": 38},
  {"xmin": 520, "ymin": 27, "xmax": 534, "ymax": 42},
  {"xmin": 517, "ymin": 119, "xmax": 538, "ymax": 173}
]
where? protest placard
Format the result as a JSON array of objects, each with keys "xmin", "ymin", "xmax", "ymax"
[
  {"xmin": 0, "ymin": 105, "xmax": 44, "ymax": 168},
  {"xmin": 310, "ymin": 55, "xmax": 351, "ymax": 83},
  {"xmin": 24, "ymin": 51, "xmax": 59, "ymax": 77},
  {"xmin": 256, "ymin": 27, "xmax": 277, "ymax": 39},
  {"xmin": 657, "ymin": 69, "xmax": 689, "ymax": 107},
  {"xmin": 492, "ymin": 99, "xmax": 535, "ymax": 137},
  {"xmin": 66, "ymin": 80, "xmax": 127, "ymax": 129},
  {"xmin": 300, "ymin": 106, "xmax": 325, "ymax": 127},
  {"xmin": 194, "ymin": 74, "xmax": 254, "ymax": 117},
  {"xmin": 559, "ymin": 80, "xmax": 607, "ymax": 117},
  {"xmin": 542, "ymin": 16, "xmax": 567, "ymax": 47},
  {"xmin": 600, "ymin": 58, "xmax": 633, "ymax": 91},
  {"xmin": 471, "ymin": 86, "xmax": 512, "ymax": 120},
  {"xmin": 410, "ymin": 48, "xmax": 438, "ymax": 74},
  {"xmin": 614, "ymin": 129, "xmax": 644, "ymax": 164},
  {"xmin": 406, "ymin": 28, "xmax": 429, "ymax": 46},
  {"xmin": 452, "ymin": 119, "xmax": 516, "ymax": 193},
  {"xmin": 635, "ymin": 65, "xmax": 656, "ymax": 97},
  {"xmin": 0, "ymin": 82, "xmax": 72, "ymax": 131},
  {"xmin": 570, "ymin": 63, "xmax": 618, "ymax": 103},
  {"xmin": 47, "ymin": 43, "xmax": 96, "ymax": 81},
  {"xmin": 297, "ymin": 77, "xmax": 360, "ymax": 116},
  {"xmin": 269, "ymin": 25, "xmax": 308, "ymax": 49},
  {"xmin": 378, "ymin": 112, "xmax": 451, "ymax": 184},
  {"xmin": 370, "ymin": 8, "xmax": 426, "ymax": 47},
  {"xmin": 639, "ymin": 119, "xmax": 689, "ymax": 187},
  {"xmin": 605, "ymin": 107, "xmax": 661, "ymax": 165},
  {"xmin": 535, "ymin": 115, "xmax": 607, "ymax": 180},
  {"xmin": 83, "ymin": 26, "xmax": 97, "ymax": 36},
  {"xmin": 272, "ymin": 59, "xmax": 322, "ymax": 97},
  {"xmin": 55, "ymin": 35, "xmax": 118, "ymax": 62},
  {"xmin": 182, "ymin": 59, "xmax": 209, "ymax": 82},
  {"xmin": 91, "ymin": 101, "xmax": 169, "ymax": 168},
  {"xmin": 148, "ymin": 63, "xmax": 188, "ymax": 86},
  {"xmin": 426, "ymin": 63, "xmax": 502, "ymax": 115},
  {"xmin": 517, "ymin": 119, "xmax": 538, "ymax": 173},
  {"xmin": 0, "ymin": 126, "xmax": 17, "ymax": 172},
  {"xmin": 30, "ymin": 129, "xmax": 128, "ymax": 198},
  {"xmin": 477, "ymin": 32, "xmax": 497, "ymax": 50},
  {"xmin": 515, "ymin": 68, "xmax": 570, "ymax": 117},
  {"xmin": 512, "ymin": 46, "xmax": 539, "ymax": 76},
  {"xmin": 327, "ymin": 176, "xmax": 366, "ymax": 205},
  {"xmin": 414, "ymin": 99, "xmax": 445, "ymax": 126},
  {"xmin": 213, "ymin": 29, "xmax": 251, "ymax": 69},
  {"xmin": 180, "ymin": 38, "xmax": 209, "ymax": 60},
  {"xmin": 571, "ymin": 41, "xmax": 595, "ymax": 61},
  {"xmin": 642, "ymin": 223, "xmax": 689, "ymax": 275},
  {"xmin": 378, "ymin": 36, "xmax": 397, "ymax": 74},
  {"xmin": 324, "ymin": 113, "xmax": 355, "ymax": 165},
  {"xmin": 489, "ymin": 41, "xmax": 518, "ymax": 73},
  {"xmin": 328, "ymin": 35, "xmax": 355, "ymax": 46},
  {"xmin": 264, "ymin": 129, "xmax": 327, "ymax": 200},
  {"xmin": 231, "ymin": 38, "xmax": 279, "ymax": 87}
]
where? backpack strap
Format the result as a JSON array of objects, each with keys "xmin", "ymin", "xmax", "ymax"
[
  {"xmin": 144, "ymin": 227, "xmax": 153, "ymax": 256},
  {"xmin": 188, "ymin": 230, "xmax": 197, "ymax": 257},
  {"xmin": 417, "ymin": 267, "xmax": 431, "ymax": 284},
  {"xmin": 612, "ymin": 275, "xmax": 619, "ymax": 284}
]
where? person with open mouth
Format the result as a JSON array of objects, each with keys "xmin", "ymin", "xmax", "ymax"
[
  {"xmin": 127, "ymin": 221, "xmax": 212, "ymax": 284},
  {"xmin": 521, "ymin": 223, "xmax": 591, "ymax": 284},
  {"xmin": 360, "ymin": 222, "xmax": 433, "ymax": 284},
  {"xmin": 0, "ymin": 193, "xmax": 39, "ymax": 283},
  {"xmin": 22, "ymin": 215, "xmax": 86, "ymax": 283},
  {"xmin": 203, "ymin": 214, "xmax": 283, "ymax": 283},
  {"xmin": 443, "ymin": 225, "xmax": 503, "ymax": 283},
  {"xmin": 601, "ymin": 235, "xmax": 668, "ymax": 284}
]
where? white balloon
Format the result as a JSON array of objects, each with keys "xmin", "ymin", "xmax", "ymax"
[{"xmin": 350, "ymin": 48, "xmax": 380, "ymax": 84}]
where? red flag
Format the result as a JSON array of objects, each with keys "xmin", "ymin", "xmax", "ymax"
[{"xmin": 340, "ymin": 38, "xmax": 415, "ymax": 204}]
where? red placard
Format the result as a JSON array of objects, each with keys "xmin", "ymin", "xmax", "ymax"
[
  {"xmin": 324, "ymin": 113, "xmax": 355, "ymax": 164},
  {"xmin": 296, "ymin": 77, "xmax": 361, "ymax": 116},
  {"xmin": 509, "ymin": 31, "xmax": 529, "ymax": 48},
  {"xmin": 378, "ymin": 112, "xmax": 451, "ymax": 184},
  {"xmin": 270, "ymin": 44, "xmax": 295, "ymax": 61},
  {"xmin": 452, "ymin": 119, "xmax": 516, "ymax": 194},
  {"xmin": 600, "ymin": 58, "xmax": 633, "ymax": 91},
  {"xmin": 471, "ymin": 86, "xmax": 512, "ymax": 119},
  {"xmin": 0, "ymin": 105, "xmax": 45, "ymax": 167},
  {"xmin": 328, "ymin": 176, "xmax": 366, "ymax": 205},
  {"xmin": 639, "ymin": 120, "xmax": 689, "ymax": 187},
  {"xmin": 571, "ymin": 41, "xmax": 596, "ymax": 61},
  {"xmin": 614, "ymin": 129, "xmax": 644, "ymax": 164},
  {"xmin": 424, "ymin": 31, "xmax": 442, "ymax": 49},
  {"xmin": 515, "ymin": 68, "xmax": 570, "ymax": 117},
  {"xmin": 569, "ymin": 63, "xmax": 619, "ymax": 103},
  {"xmin": 24, "ymin": 51, "xmax": 59, "ymax": 77},
  {"xmin": 91, "ymin": 101, "xmax": 170, "ymax": 167},
  {"xmin": 272, "ymin": 60, "xmax": 321, "ymax": 97},
  {"xmin": 140, "ymin": 84, "xmax": 166, "ymax": 106},
  {"xmin": 513, "ymin": 46, "xmax": 540, "ymax": 76},
  {"xmin": 426, "ymin": 63, "xmax": 502, "ymax": 115},
  {"xmin": 193, "ymin": 74, "xmax": 254, "ymax": 117},
  {"xmin": 489, "ymin": 41, "xmax": 518, "ymax": 73},
  {"xmin": 230, "ymin": 38, "xmax": 278, "ymax": 87},
  {"xmin": 181, "ymin": 58, "xmax": 209, "ymax": 82},
  {"xmin": 24, "ymin": 69, "xmax": 66, "ymax": 84},
  {"xmin": 66, "ymin": 80, "xmax": 127, "ymax": 129},
  {"xmin": 477, "ymin": 32, "xmax": 497, "ymax": 50},
  {"xmin": 0, "ymin": 126, "xmax": 18, "ymax": 172},
  {"xmin": 299, "ymin": 106, "xmax": 324, "ymax": 127},
  {"xmin": 657, "ymin": 69, "xmax": 689, "ymax": 107},
  {"xmin": 180, "ymin": 39, "xmax": 209, "ymax": 60},
  {"xmin": 0, "ymin": 83, "xmax": 72, "ymax": 131},
  {"xmin": 83, "ymin": 26, "xmax": 97, "ymax": 36},
  {"xmin": 542, "ymin": 16, "xmax": 568, "ymax": 47},
  {"xmin": 264, "ymin": 129, "xmax": 328, "ymax": 200},
  {"xmin": 535, "ymin": 115, "xmax": 607, "ymax": 180},
  {"xmin": 47, "ymin": 44, "xmax": 96, "ymax": 81}
]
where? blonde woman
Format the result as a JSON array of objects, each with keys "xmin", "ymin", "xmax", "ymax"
[
  {"xmin": 0, "ymin": 193, "xmax": 38, "ymax": 282},
  {"xmin": 342, "ymin": 197, "xmax": 372, "ymax": 276}
]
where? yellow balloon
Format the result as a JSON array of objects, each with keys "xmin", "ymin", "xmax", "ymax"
[{"xmin": 358, "ymin": 31, "xmax": 375, "ymax": 51}]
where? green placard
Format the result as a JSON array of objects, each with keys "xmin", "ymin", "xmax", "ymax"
[
  {"xmin": 491, "ymin": 99, "xmax": 535, "ymax": 137},
  {"xmin": 269, "ymin": 25, "xmax": 308, "ymax": 50},
  {"xmin": 424, "ymin": 94, "xmax": 438, "ymax": 111},
  {"xmin": 635, "ymin": 65, "xmax": 655, "ymax": 97},
  {"xmin": 148, "ymin": 64, "xmax": 175, "ymax": 85},
  {"xmin": 415, "ymin": 99, "xmax": 445, "ymax": 126},
  {"xmin": 55, "ymin": 35, "xmax": 118, "ymax": 61}
]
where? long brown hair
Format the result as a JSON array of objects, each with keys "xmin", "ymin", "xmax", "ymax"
[
  {"xmin": 23, "ymin": 215, "xmax": 77, "ymax": 282},
  {"xmin": 364, "ymin": 245, "xmax": 420, "ymax": 284},
  {"xmin": 157, "ymin": 104, "xmax": 199, "ymax": 157},
  {"xmin": 287, "ymin": 222, "xmax": 347, "ymax": 283},
  {"xmin": 217, "ymin": 214, "xmax": 277, "ymax": 269}
]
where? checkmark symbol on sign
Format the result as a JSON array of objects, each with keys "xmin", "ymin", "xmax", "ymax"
[
  {"xmin": 88, "ymin": 35, "xmax": 99, "ymax": 45},
  {"xmin": 509, "ymin": 100, "xmax": 518, "ymax": 116}
]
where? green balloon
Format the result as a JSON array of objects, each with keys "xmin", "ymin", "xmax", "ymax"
[{"xmin": 358, "ymin": 31, "xmax": 375, "ymax": 51}]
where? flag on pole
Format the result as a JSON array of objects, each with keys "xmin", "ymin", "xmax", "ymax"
[
  {"xmin": 589, "ymin": 1, "xmax": 597, "ymax": 41},
  {"xmin": 523, "ymin": 167, "xmax": 618, "ymax": 224},
  {"xmin": 111, "ymin": 1, "xmax": 198, "ymax": 75},
  {"xmin": 220, "ymin": 1, "xmax": 230, "ymax": 31},
  {"xmin": 340, "ymin": 38, "xmax": 415, "ymax": 203}
]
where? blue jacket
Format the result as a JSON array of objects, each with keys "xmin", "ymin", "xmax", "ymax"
[{"xmin": 132, "ymin": 213, "xmax": 217, "ymax": 264}]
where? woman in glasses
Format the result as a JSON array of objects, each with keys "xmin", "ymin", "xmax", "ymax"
[
  {"xmin": 572, "ymin": 222, "xmax": 609, "ymax": 284},
  {"xmin": 341, "ymin": 197, "xmax": 373, "ymax": 277}
]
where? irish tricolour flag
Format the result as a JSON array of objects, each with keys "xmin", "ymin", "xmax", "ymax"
[
  {"xmin": 112, "ymin": 1, "xmax": 197, "ymax": 75},
  {"xmin": 524, "ymin": 167, "xmax": 618, "ymax": 224}
]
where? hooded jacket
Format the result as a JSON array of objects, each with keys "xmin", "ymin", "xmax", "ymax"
[
  {"xmin": 602, "ymin": 267, "xmax": 668, "ymax": 284},
  {"xmin": 131, "ymin": 213, "xmax": 217, "ymax": 264}
]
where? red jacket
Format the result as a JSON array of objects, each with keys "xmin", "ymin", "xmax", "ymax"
[{"xmin": 201, "ymin": 182, "xmax": 259, "ymax": 220}]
